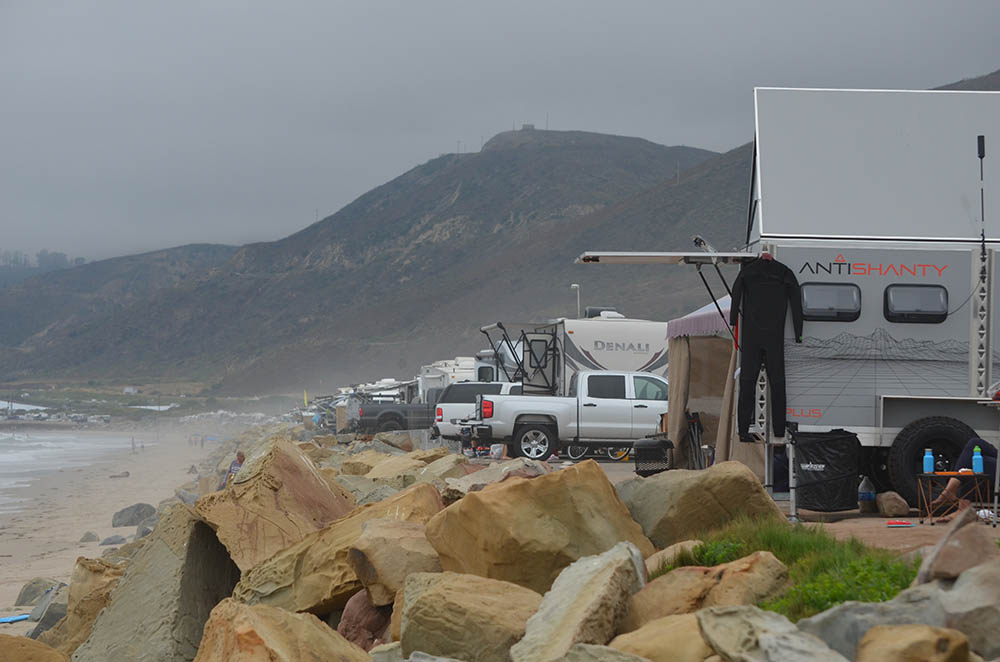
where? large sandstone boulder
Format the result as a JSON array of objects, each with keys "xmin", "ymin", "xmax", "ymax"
[
  {"xmin": 27, "ymin": 584, "xmax": 68, "ymax": 638},
  {"xmin": 36, "ymin": 557, "xmax": 125, "ymax": 656},
  {"xmin": 73, "ymin": 505, "xmax": 241, "ymax": 662},
  {"xmin": 854, "ymin": 624, "xmax": 970, "ymax": 662},
  {"xmin": 195, "ymin": 438, "xmax": 355, "ymax": 571},
  {"xmin": 426, "ymin": 460, "xmax": 654, "ymax": 594},
  {"xmin": 556, "ymin": 644, "xmax": 652, "ymax": 662},
  {"xmin": 194, "ymin": 598, "xmax": 371, "ymax": 662},
  {"xmin": 440, "ymin": 457, "xmax": 551, "ymax": 502},
  {"xmin": 342, "ymin": 450, "xmax": 395, "ymax": 475},
  {"xmin": 696, "ymin": 606, "xmax": 848, "ymax": 662},
  {"xmin": 415, "ymin": 454, "xmax": 468, "ymax": 486},
  {"xmin": 0, "ymin": 634, "xmax": 68, "ymax": 662},
  {"xmin": 233, "ymin": 483, "xmax": 444, "ymax": 615},
  {"xmin": 511, "ymin": 542, "xmax": 645, "ymax": 661},
  {"xmin": 16, "ymin": 577, "xmax": 60, "ymax": 606},
  {"xmin": 400, "ymin": 571, "xmax": 543, "ymax": 662},
  {"xmin": 365, "ymin": 456, "xmax": 429, "ymax": 490},
  {"xmin": 374, "ymin": 431, "xmax": 415, "ymax": 452},
  {"xmin": 111, "ymin": 502, "xmax": 155, "ymax": 527},
  {"xmin": 644, "ymin": 540, "xmax": 701, "ymax": 578},
  {"xmin": 616, "ymin": 462, "xmax": 783, "ymax": 548},
  {"xmin": 916, "ymin": 507, "xmax": 999, "ymax": 584},
  {"xmin": 347, "ymin": 520, "xmax": 442, "ymax": 606},
  {"xmin": 337, "ymin": 589, "xmax": 392, "ymax": 651},
  {"xmin": 609, "ymin": 614, "xmax": 714, "ymax": 662},
  {"xmin": 623, "ymin": 551, "xmax": 789, "ymax": 631},
  {"xmin": 407, "ymin": 447, "xmax": 451, "ymax": 464}
]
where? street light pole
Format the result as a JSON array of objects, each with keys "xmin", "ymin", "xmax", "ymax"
[{"xmin": 570, "ymin": 284, "xmax": 581, "ymax": 319}]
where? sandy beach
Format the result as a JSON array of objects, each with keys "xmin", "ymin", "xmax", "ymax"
[{"xmin": 0, "ymin": 430, "xmax": 219, "ymax": 635}]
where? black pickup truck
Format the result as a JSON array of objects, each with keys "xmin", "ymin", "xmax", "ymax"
[{"xmin": 356, "ymin": 389, "xmax": 442, "ymax": 434}]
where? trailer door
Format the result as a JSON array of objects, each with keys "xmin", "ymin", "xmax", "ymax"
[{"xmin": 579, "ymin": 373, "xmax": 632, "ymax": 439}]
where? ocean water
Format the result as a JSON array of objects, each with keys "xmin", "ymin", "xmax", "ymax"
[{"xmin": 0, "ymin": 432, "xmax": 147, "ymax": 514}]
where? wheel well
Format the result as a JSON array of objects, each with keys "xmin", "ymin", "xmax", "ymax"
[{"xmin": 515, "ymin": 415, "xmax": 558, "ymax": 437}]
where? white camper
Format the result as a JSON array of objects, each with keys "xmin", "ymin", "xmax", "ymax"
[
  {"xmin": 417, "ymin": 357, "xmax": 476, "ymax": 403},
  {"xmin": 578, "ymin": 87, "xmax": 1000, "ymax": 505}
]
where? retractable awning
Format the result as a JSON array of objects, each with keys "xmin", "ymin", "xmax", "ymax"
[{"xmin": 575, "ymin": 251, "xmax": 755, "ymax": 265}]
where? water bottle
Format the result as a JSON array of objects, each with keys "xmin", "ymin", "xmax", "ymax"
[
  {"xmin": 923, "ymin": 448, "xmax": 934, "ymax": 474},
  {"xmin": 858, "ymin": 475, "xmax": 877, "ymax": 514},
  {"xmin": 973, "ymin": 446, "xmax": 984, "ymax": 474}
]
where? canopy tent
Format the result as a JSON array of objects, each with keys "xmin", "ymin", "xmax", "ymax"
[{"xmin": 666, "ymin": 296, "xmax": 764, "ymax": 477}]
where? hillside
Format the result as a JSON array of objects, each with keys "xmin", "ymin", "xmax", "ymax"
[{"xmin": 1, "ymin": 131, "xmax": 718, "ymax": 389}]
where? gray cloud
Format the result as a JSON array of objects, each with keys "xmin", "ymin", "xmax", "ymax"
[{"xmin": 2, "ymin": 0, "xmax": 998, "ymax": 259}]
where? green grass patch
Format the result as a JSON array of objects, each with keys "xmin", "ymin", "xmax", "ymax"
[{"xmin": 649, "ymin": 515, "xmax": 918, "ymax": 622}]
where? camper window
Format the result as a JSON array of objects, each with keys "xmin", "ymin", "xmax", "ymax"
[
  {"xmin": 477, "ymin": 366, "xmax": 496, "ymax": 381},
  {"xmin": 800, "ymin": 283, "xmax": 861, "ymax": 322},
  {"xmin": 633, "ymin": 375, "xmax": 668, "ymax": 401},
  {"xmin": 883, "ymin": 285, "xmax": 948, "ymax": 324},
  {"xmin": 588, "ymin": 375, "xmax": 626, "ymax": 399}
]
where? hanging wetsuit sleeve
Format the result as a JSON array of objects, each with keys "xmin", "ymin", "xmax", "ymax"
[
  {"xmin": 730, "ymin": 269, "xmax": 745, "ymax": 327},
  {"xmin": 784, "ymin": 266, "xmax": 804, "ymax": 342}
]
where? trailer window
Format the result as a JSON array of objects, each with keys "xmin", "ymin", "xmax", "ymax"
[
  {"xmin": 477, "ymin": 366, "xmax": 495, "ymax": 382},
  {"xmin": 587, "ymin": 375, "xmax": 626, "ymax": 399},
  {"xmin": 800, "ymin": 283, "xmax": 861, "ymax": 322},
  {"xmin": 633, "ymin": 375, "xmax": 668, "ymax": 401},
  {"xmin": 884, "ymin": 285, "xmax": 948, "ymax": 324},
  {"xmin": 438, "ymin": 384, "xmax": 503, "ymax": 403}
]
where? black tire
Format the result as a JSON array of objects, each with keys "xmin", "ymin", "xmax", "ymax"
[
  {"xmin": 888, "ymin": 416, "xmax": 976, "ymax": 506},
  {"xmin": 515, "ymin": 424, "xmax": 558, "ymax": 460},
  {"xmin": 566, "ymin": 445, "xmax": 588, "ymax": 461},
  {"xmin": 377, "ymin": 418, "xmax": 404, "ymax": 433}
]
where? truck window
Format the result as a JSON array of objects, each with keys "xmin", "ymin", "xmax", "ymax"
[
  {"xmin": 884, "ymin": 285, "xmax": 948, "ymax": 323},
  {"xmin": 633, "ymin": 375, "xmax": 667, "ymax": 401},
  {"xmin": 439, "ymin": 384, "xmax": 503, "ymax": 403},
  {"xmin": 568, "ymin": 374, "xmax": 578, "ymax": 397},
  {"xmin": 801, "ymin": 283, "xmax": 861, "ymax": 322},
  {"xmin": 587, "ymin": 375, "xmax": 626, "ymax": 399},
  {"xmin": 509, "ymin": 385, "xmax": 522, "ymax": 395}
]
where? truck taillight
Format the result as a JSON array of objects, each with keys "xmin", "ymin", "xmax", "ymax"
[
  {"xmin": 482, "ymin": 400, "xmax": 494, "ymax": 418},
  {"xmin": 359, "ymin": 407, "xmax": 363, "ymax": 417},
  {"xmin": 436, "ymin": 407, "xmax": 443, "ymax": 422}
]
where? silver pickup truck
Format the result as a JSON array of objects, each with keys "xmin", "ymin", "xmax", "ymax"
[{"xmin": 465, "ymin": 370, "xmax": 668, "ymax": 459}]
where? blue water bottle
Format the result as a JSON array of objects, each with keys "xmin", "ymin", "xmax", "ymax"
[
  {"xmin": 923, "ymin": 448, "xmax": 934, "ymax": 474},
  {"xmin": 973, "ymin": 446, "xmax": 984, "ymax": 474}
]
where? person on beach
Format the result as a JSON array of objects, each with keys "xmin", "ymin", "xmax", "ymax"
[
  {"xmin": 931, "ymin": 438, "xmax": 997, "ymax": 510},
  {"xmin": 218, "ymin": 451, "xmax": 245, "ymax": 489}
]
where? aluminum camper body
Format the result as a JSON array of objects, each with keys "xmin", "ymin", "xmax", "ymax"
[
  {"xmin": 579, "ymin": 88, "xmax": 1000, "ymax": 500},
  {"xmin": 525, "ymin": 314, "xmax": 669, "ymax": 397}
]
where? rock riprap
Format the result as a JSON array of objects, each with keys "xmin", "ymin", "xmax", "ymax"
[
  {"xmin": 511, "ymin": 541, "xmax": 646, "ymax": 661},
  {"xmin": 347, "ymin": 519, "xmax": 442, "ymax": 606},
  {"xmin": 111, "ymin": 502, "xmax": 155, "ymax": 527},
  {"xmin": 0, "ymin": 634, "xmax": 68, "ymax": 662},
  {"xmin": 426, "ymin": 460, "xmax": 654, "ymax": 594},
  {"xmin": 194, "ymin": 598, "xmax": 371, "ymax": 662},
  {"xmin": 36, "ymin": 557, "xmax": 124, "ymax": 656},
  {"xmin": 400, "ymin": 572, "xmax": 542, "ymax": 662},
  {"xmin": 233, "ymin": 483, "xmax": 444, "ymax": 615},
  {"xmin": 15, "ymin": 577, "xmax": 60, "ymax": 607},
  {"xmin": 365, "ymin": 456, "xmax": 429, "ymax": 490},
  {"xmin": 623, "ymin": 551, "xmax": 789, "ymax": 631},
  {"xmin": 854, "ymin": 624, "xmax": 970, "ymax": 662},
  {"xmin": 608, "ymin": 614, "xmax": 713, "ymax": 662},
  {"xmin": 440, "ymin": 457, "xmax": 551, "ymax": 502},
  {"xmin": 195, "ymin": 438, "xmax": 355, "ymax": 571},
  {"xmin": 73, "ymin": 505, "xmax": 241, "ymax": 662},
  {"xmin": 696, "ymin": 605, "xmax": 848, "ymax": 661},
  {"xmin": 616, "ymin": 462, "xmax": 783, "ymax": 548},
  {"xmin": 337, "ymin": 588, "xmax": 392, "ymax": 651}
]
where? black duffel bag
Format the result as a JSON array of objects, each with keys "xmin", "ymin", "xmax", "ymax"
[{"xmin": 789, "ymin": 427, "xmax": 862, "ymax": 512}]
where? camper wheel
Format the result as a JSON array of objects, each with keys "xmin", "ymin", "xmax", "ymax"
[
  {"xmin": 515, "ymin": 425, "xmax": 557, "ymax": 460},
  {"xmin": 888, "ymin": 416, "xmax": 976, "ymax": 506}
]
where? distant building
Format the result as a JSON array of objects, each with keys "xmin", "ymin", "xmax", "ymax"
[
  {"xmin": 521, "ymin": 123, "xmax": 535, "ymax": 131},
  {"xmin": 123, "ymin": 386, "xmax": 138, "ymax": 395}
]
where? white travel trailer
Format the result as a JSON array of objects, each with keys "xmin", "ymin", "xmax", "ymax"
[
  {"xmin": 417, "ymin": 357, "xmax": 476, "ymax": 402},
  {"xmin": 579, "ymin": 88, "xmax": 1000, "ymax": 505}
]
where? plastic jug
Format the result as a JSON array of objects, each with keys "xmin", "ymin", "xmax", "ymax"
[
  {"xmin": 973, "ymin": 446, "xmax": 984, "ymax": 474},
  {"xmin": 858, "ymin": 475, "xmax": 877, "ymax": 514},
  {"xmin": 923, "ymin": 448, "xmax": 934, "ymax": 474}
]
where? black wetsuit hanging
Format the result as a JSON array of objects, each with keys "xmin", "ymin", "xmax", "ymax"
[{"xmin": 729, "ymin": 257, "xmax": 803, "ymax": 439}]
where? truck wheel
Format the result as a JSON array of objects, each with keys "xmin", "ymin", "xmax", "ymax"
[
  {"xmin": 517, "ymin": 425, "xmax": 557, "ymax": 460},
  {"xmin": 607, "ymin": 446, "xmax": 630, "ymax": 462},
  {"xmin": 566, "ymin": 445, "xmax": 588, "ymax": 461},
  {"xmin": 377, "ymin": 418, "xmax": 404, "ymax": 433},
  {"xmin": 888, "ymin": 416, "xmax": 975, "ymax": 506}
]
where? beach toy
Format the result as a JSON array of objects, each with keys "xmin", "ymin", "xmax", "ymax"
[
  {"xmin": 887, "ymin": 520, "xmax": 914, "ymax": 527},
  {"xmin": 0, "ymin": 614, "xmax": 30, "ymax": 623}
]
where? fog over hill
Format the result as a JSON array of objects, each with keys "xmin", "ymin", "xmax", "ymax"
[{"xmin": 4, "ymin": 67, "xmax": 1000, "ymax": 393}]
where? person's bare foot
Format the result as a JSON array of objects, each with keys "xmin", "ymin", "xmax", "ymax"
[{"xmin": 931, "ymin": 491, "xmax": 958, "ymax": 509}]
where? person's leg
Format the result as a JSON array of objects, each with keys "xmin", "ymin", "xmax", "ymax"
[
  {"xmin": 934, "ymin": 439, "xmax": 989, "ymax": 507},
  {"xmin": 764, "ymin": 343, "xmax": 787, "ymax": 438}
]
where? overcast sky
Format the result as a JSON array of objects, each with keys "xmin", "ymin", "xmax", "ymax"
[{"xmin": 3, "ymin": 2, "xmax": 999, "ymax": 261}]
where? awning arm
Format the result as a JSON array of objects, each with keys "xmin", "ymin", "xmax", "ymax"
[{"xmin": 575, "ymin": 251, "xmax": 756, "ymax": 265}]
